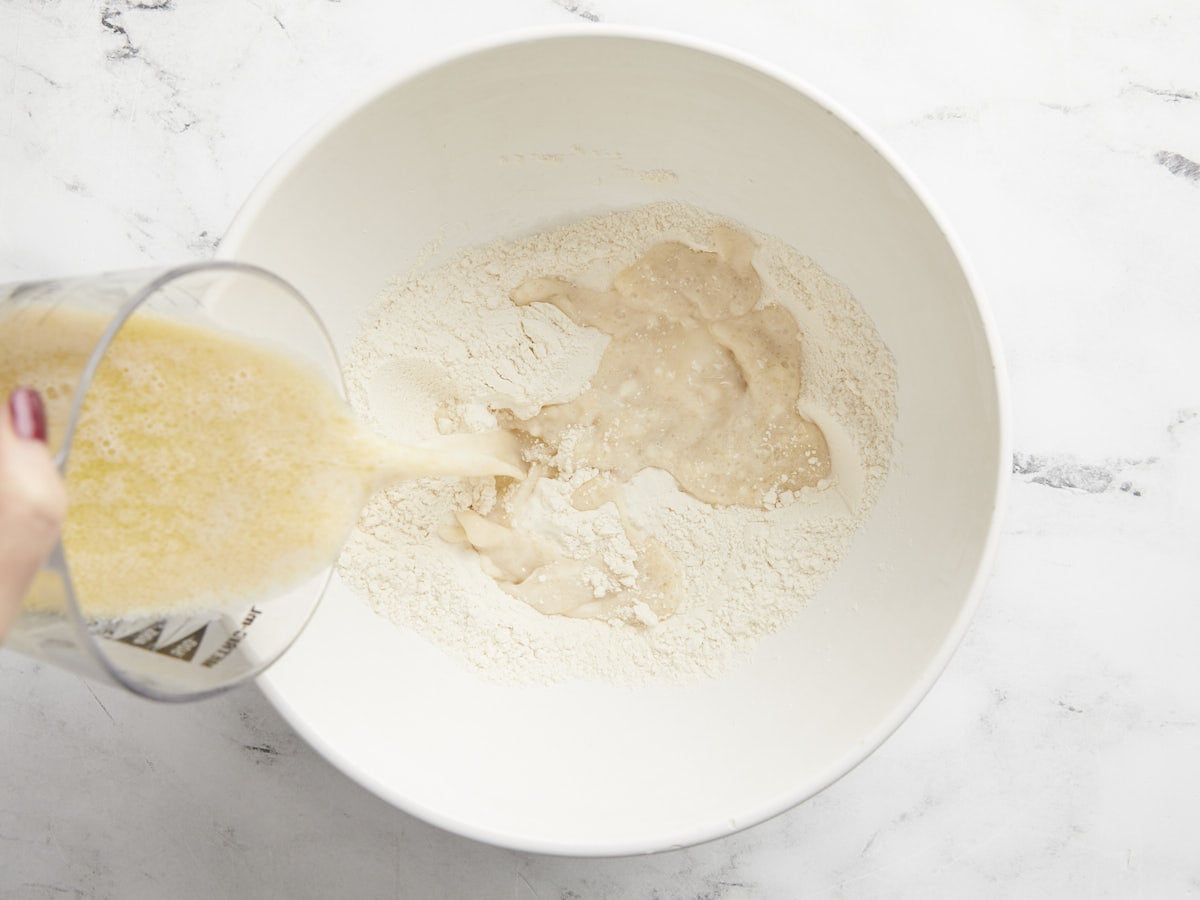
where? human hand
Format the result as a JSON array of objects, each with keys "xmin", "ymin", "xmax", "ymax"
[{"xmin": 0, "ymin": 389, "xmax": 67, "ymax": 641}]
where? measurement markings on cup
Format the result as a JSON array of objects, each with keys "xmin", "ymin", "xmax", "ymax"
[
  {"xmin": 103, "ymin": 606, "xmax": 263, "ymax": 666},
  {"xmin": 200, "ymin": 606, "xmax": 263, "ymax": 669}
]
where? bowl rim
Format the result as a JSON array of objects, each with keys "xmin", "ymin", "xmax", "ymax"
[{"xmin": 220, "ymin": 22, "xmax": 1012, "ymax": 858}]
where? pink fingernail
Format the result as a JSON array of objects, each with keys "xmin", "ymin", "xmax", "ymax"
[{"xmin": 8, "ymin": 388, "xmax": 48, "ymax": 443}]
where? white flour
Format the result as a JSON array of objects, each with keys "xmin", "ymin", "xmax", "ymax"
[{"xmin": 338, "ymin": 203, "xmax": 896, "ymax": 684}]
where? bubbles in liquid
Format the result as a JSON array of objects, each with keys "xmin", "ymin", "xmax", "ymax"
[{"xmin": 2, "ymin": 307, "xmax": 373, "ymax": 618}]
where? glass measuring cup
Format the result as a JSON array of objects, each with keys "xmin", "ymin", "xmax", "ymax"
[{"xmin": 1, "ymin": 263, "xmax": 344, "ymax": 701}]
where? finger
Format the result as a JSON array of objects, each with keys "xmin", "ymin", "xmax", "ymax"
[{"xmin": 0, "ymin": 388, "xmax": 68, "ymax": 639}]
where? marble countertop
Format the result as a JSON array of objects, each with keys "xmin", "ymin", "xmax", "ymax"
[{"xmin": 3, "ymin": 1, "xmax": 1198, "ymax": 896}]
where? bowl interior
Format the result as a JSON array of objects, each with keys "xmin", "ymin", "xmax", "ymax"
[{"xmin": 220, "ymin": 31, "xmax": 1005, "ymax": 855}]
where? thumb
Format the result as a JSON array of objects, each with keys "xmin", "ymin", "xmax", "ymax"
[{"xmin": 0, "ymin": 388, "xmax": 68, "ymax": 640}]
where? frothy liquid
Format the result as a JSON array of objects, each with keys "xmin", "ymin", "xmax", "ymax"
[{"xmin": 0, "ymin": 307, "xmax": 521, "ymax": 619}]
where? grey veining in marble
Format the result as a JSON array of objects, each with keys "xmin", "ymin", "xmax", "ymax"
[{"xmin": 2, "ymin": 1, "xmax": 1199, "ymax": 897}]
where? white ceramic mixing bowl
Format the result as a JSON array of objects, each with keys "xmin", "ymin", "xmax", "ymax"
[{"xmin": 220, "ymin": 27, "xmax": 1008, "ymax": 855}]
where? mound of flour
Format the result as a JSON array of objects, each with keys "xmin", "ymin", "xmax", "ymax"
[{"xmin": 338, "ymin": 203, "xmax": 896, "ymax": 685}]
